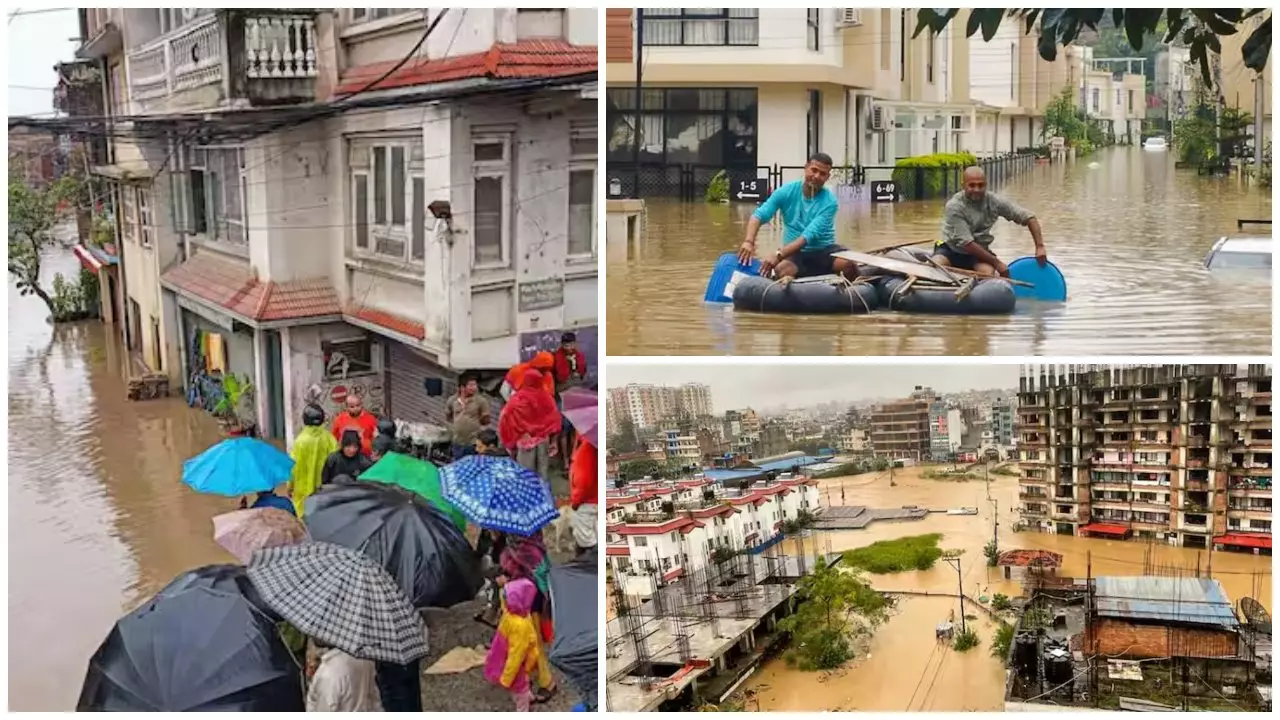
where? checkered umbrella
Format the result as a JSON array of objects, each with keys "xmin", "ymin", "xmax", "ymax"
[
  {"xmin": 439, "ymin": 454, "xmax": 560, "ymax": 536},
  {"xmin": 246, "ymin": 542, "xmax": 428, "ymax": 665}
]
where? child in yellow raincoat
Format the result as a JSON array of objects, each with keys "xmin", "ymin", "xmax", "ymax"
[
  {"xmin": 483, "ymin": 577, "xmax": 546, "ymax": 711},
  {"xmin": 287, "ymin": 404, "xmax": 338, "ymax": 517}
]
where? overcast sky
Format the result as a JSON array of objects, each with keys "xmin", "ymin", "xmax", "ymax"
[
  {"xmin": 607, "ymin": 364, "xmax": 1020, "ymax": 411},
  {"xmin": 6, "ymin": 8, "xmax": 80, "ymax": 116}
]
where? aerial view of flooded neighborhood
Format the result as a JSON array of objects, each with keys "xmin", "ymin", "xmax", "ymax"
[
  {"xmin": 603, "ymin": 364, "xmax": 1272, "ymax": 712},
  {"xmin": 603, "ymin": 8, "xmax": 1272, "ymax": 357}
]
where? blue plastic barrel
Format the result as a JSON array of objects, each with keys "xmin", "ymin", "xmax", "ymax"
[
  {"xmin": 1007, "ymin": 257, "xmax": 1067, "ymax": 302},
  {"xmin": 704, "ymin": 252, "xmax": 762, "ymax": 303}
]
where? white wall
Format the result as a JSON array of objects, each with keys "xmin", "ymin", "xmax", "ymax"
[{"xmin": 969, "ymin": 24, "xmax": 1020, "ymax": 108}]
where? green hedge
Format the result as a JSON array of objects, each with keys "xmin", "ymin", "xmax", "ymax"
[{"xmin": 891, "ymin": 152, "xmax": 978, "ymax": 200}]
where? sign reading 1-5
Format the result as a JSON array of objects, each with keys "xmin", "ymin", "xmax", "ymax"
[{"xmin": 732, "ymin": 176, "xmax": 771, "ymax": 204}]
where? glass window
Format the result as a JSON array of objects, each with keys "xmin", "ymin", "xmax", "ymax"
[
  {"xmin": 354, "ymin": 174, "xmax": 369, "ymax": 249},
  {"xmin": 473, "ymin": 176, "xmax": 504, "ymax": 265},
  {"xmin": 567, "ymin": 168, "xmax": 595, "ymax": 257}
]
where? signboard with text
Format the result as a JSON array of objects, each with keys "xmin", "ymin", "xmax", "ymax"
[
  {"xmin": 870, "ymin": 180, "xmax": 897, "ymax": 203},
  {"xmin": 732, "ymin": 176, "xmax": 771, "ymax": 203}
]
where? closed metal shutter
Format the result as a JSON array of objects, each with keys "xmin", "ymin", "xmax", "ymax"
[{"xmin": 386, "ymin": 342, "xmax": 456, "ymax": 426}]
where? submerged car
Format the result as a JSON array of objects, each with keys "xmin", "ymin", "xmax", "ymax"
[
  {"xmin": 1204, "ymin": 236, "xmax": 1272, "ymax": 270},
  {"xmin": 1143, "ymin": 136, "xmax": 1168, "ymax": 150}
]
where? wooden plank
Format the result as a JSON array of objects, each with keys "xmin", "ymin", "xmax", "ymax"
[{"xmin": 831, "ymin": 250, "xmax": 960, "ymax": 284}]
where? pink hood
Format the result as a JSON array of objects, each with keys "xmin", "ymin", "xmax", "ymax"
[{"xmin": 503, "ymin": 578, "xmax": 537, "ymax": 616}]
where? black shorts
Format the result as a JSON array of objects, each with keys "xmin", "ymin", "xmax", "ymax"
[
  {"xmin": 790, "ymin": 244, "xmax": 849, "ymax": 278},
  {"xmin": 932, "ymin": 242, "xmax": 994, "ymax": 271}
]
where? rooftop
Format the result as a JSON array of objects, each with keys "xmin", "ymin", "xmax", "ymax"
[{"xmin": 1094, "ymin": 576, "xmax": 1238, "ymax": 629}]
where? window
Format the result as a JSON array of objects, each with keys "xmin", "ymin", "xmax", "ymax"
[
  {"xmin": 516, "ymin": 8, "xmax": 565, "ymax": 40},
  {"xmin": 926, "ymin": 30, "xmax": 935, "ymax": 83},
  {"xmin": 322, "ymin": 338, "xmax": 375, "ymax": 379},
  {"xmin": 121, "ymin": 187, "xmax": 137, "ymax": 242},
  {"xmin": 348, "ymin": 139, "xmax": 425, "ymax": 263},
  {"xmin": 806, "ymin": 9, "xmax": 820, "ymax": 51},
  {"xmin": 806, "ymin": 90, "xmax": 821, "ymax": 160},
  {"xmin": 472, "ymin": 134, "xmax": 511, "ymax": 267},
  {"xmin": 568, "ymin": 122, "xmax": 597, "ymax": 259},
  {"xmin": 880, "ymin": 9, "xmax": 891, "ymax": 70},
  {"xmin": 136, "ymin": 188, "xmax": 153, "ymax": 247},
  {"xmin": 900, "ymin": 10, "xmax": 907, "ymax": 82},
  {"xmin": 350, "ymin": 9, "xmax": 403, "ymax": 23},
  {"xmin": 188, "ymin": 146, "xmax": 246, "ymax": 245},
  {"xmin": 643, "ymin": 8, "xmax": 758, "ymax": 46},
  {"xmin": 1091, "ymin": 88, "xmax": 1100, "ymax": 113},
  {"xmin": 1128, "ymin": 89, "xmax": 1135, "ymax": 113}
]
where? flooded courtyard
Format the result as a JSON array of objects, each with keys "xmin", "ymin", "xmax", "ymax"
[
  {"xmin": 607, "ymin": 148, "xmax": 1272, "ymax": 356},
  {"xmin": 7, "ymin": 250, "xmax": 235, "ymax": 711},
  {"xmin": 742, "ymin": 466, "xmax": 1273, "ymax": 712}
]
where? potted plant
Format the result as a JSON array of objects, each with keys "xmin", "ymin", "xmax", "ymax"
[{"xmin": 213, "ymin": 373, "xmax": 256, "ymax": 436}]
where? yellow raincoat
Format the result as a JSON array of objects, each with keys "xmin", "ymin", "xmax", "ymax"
[{"xmin": 289, "ymin": 425, "xmax": 338, "ymax": 517}]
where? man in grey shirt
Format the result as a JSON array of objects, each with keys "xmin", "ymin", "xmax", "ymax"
[{"xmin": 932, "ymin": 166, "xmax": 1048, "ymax": 277}]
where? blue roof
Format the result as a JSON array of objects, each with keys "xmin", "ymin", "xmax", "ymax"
[
  {"xmin": 702, "ymin": 467, "xmax": 768, "ymax": 482},
  {"xmin": 1094, "ymin": 576, "xmax": 1238, "ymax": 629},
  {"xmin": 701, "ymin": 455, "xmax": 826, "ymax": 482}
]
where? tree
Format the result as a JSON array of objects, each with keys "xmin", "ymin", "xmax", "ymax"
[
  {"xmin": 8, "ymin": 169, "xmax": 78, "ymax": 319},
  {"xmin": 914, "ymin": 9, "xmax": 1272, "ymax": 86},
  {"xmin": 609, "ymin": 417, "xmax": 642, "ymax": 454},
  {"xmin": 618, "ymin": 457, "xmax": 661, "ymax": 481},
  {"xmin": 777, "ymin": 558, "xmax": 888, "ymax": 671}
]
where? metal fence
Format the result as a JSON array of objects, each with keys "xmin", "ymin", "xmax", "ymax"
[{"xmin": 609, "ymin": 151, "xmax": 1037, "ymax": 202}]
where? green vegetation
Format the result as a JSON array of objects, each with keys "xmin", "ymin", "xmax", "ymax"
[
  {"xmin": 952, "ymin": 627, "xmax": 980, "ymax": 652},
  {"xmin": 213, "ymin": 373, "xmax": 256, "ymax": 433},
  {"xmin": 990, "ymin": 463, "xmax": 1018, "ymax": 476},
  {"xmin": 983, "ymin": 539, "xmax": 1000, "ymax": 567},
  {"xmin": 711, "ymin": 546, "xmax": 739, "ymax": 564},
  {"xmin": 844, "ymin": 534, "xmax": 945, "ymax": 574},
  {"xmin": 704, "ymin": 170, "xmax": 729, "ymax": 203},
  {"xmin": 8, "ymin": 169, "xmax": 90, "ymax": 321},
  {"xmin": 778, "ymin": 558, "xmax": 887, "ymax": 671},
  {"xmin": 991, "ymin": 621, "xmax": 1015, "ymax": 659},
  {"xmin": 922, "ymin": 468, "xmax": 979, "ymax": 482},
  {"xmin": 810, "ymin": 462, "xmax": 871, "ymax": 479},
  {"xmin": 891, "ymin": 152, "xmax": 978, "ymax": 200},
  {"xmin": 781, "ymin": 509, "xmax": 817, "ymax": 535},
  {"xmin": 991, "ymin": 593, "xmax": 1014, "ymax": 612},
  {"xmin": 913, "ymin": 9, "xmax": 1272, "ymax": 84}
]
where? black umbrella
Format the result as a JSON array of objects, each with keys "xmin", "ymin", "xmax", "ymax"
[
  {"xmin": 549, "ymin": 558, "xmax": 598, "ymax": 709},
  {"xmin": 158, "ymin": 563, "xmax": 279, "ymax": 620},
  {"xmin": 77, "ymin": 585, "xmax": 303, "ymax": 711},
  {"xmin": 303, "ymin": 481, "xmax": 483, "ymax": 608}
]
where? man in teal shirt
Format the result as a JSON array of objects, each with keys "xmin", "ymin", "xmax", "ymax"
[{"xmin": 736, "ymin": 152, "xmax": 859, "ymax": 282}]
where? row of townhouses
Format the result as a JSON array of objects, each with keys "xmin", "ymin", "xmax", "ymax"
[
  {"xmin": 605, "ymin": 474, "xmax": 822, "ymax": 596},
  {"xmin": 60, "ymin": 8, "xmax": 598, "ymax": 443},
  {"xmin": 1016, "ymin": 365, "xmax": 1272, "ymax": 553},
  {"xmin": 603, "ymin": 8, "xmax": 1269, "ymax": 195}
]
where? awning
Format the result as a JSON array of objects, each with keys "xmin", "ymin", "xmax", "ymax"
[
  {"xmin": 1213, "ymin": 533, "xmax": 1272, "ymax": 549},
  {"xmin": 1080, "ymin": 522, "xmax": 1132, "ymax": 537},
  {"xmin": 662, "ymin": 566, "xmax": 684, "ymax": 582},
  {"xmin": 72, "ymin": 244, "xmax": 105, "ymax": 272}
]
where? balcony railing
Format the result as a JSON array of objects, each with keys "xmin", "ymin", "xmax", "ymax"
[{"xmin": 127, "ymin": 11, "xmax": 316, "ymax": 105}]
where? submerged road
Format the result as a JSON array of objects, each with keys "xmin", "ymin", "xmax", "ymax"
[{"xmin": 607, "ymin": 147, "xmax": 1272, "ymax": 356}]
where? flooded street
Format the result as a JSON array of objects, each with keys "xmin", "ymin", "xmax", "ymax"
[
  {"xmin": 743, "ymin": 466, "xmax": 1272, "ymax": 711},
  {"xmin": 607, "ymin": 148, "xmax": 1272, "ymax": 356},
  {"xmin": 7, "ymin": 249, "xmax": 234, "ymax": 711}
]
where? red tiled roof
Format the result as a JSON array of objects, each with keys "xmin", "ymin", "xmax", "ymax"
[
  {"xmin": 679, "ymin": 520, "xmax": 705, "ymax": 535},
  {"xmin": 162, "ymin": 252, "xmax": 342, "ymax": 322},
  {"xmin": 756, "ymin": 485, "xmax": 793, "ymax": 497},
  {"xmin": 606, "ymin": 496, "xmax": 640, "ymax": 509},
  {"xmin": 335, "ymin": 40, "xmax": 597, "ymax": 96},
  {"xmin": 611, "ymin": 517, "xmax": 702, "ymax": 536},
  {"xmin": 996, "ymin": 549, "xmax": 1064, "ymax": 568},
  {"xmin": 663, "ymin": 566, "xmax": 685, "ymax": 582},
  {"xmin": 1079, "ymin": 522, "xmax": 1132, "ymax": 537},
  {"xmin": 726, "ymin": 493, "xmax": 765, "ymax": 508},
  {"xmin": 689, "ymin": 504, "xmax": 739, "ymax": 519},
  {"xmin": 347, "ymin": 304, "xmax": 426, "ymax": 341},
  {"xmin": 606, "ymin": 545, "xmax": 630, "ymax": 556},
  {"xmin": 638, "ymin": 487, "xmax": 676, "ymax": 500}
]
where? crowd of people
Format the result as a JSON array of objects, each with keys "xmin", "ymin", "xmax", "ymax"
[{"xmin": 251, "ymin": 337, "xmax": 595, "ymax": 712}]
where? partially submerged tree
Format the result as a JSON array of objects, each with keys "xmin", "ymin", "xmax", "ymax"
[
  {"xmin": 914, "ymin": 9, "xmax": 1271, "ymax": 86},
  {"xmin": 8, "ymin": 169, "xmax": 78, "ymax": 319},
  {"xmin": 778, "ymin": 558, "xmax": 887, "ymax": 670}
]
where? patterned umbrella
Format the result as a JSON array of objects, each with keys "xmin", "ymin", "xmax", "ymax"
[
  {"xmin": 561, "ymin": 387, "xmax": 598, "ymax": 448},
  {"xmin": 212, "ymin": 508, "xmax": 306, "ymax": 564},
  {"xmin": 439, "ymin": 455, "xmax": 560, "ymax": 536},
  {"xmin": 360, "ymin": 452, "xmax": 468, "ymax": 530},
  {"xmin": 247, "ymin": 542, "xmax": 429, "ymax": 665},
  {"xmin": 182, "ymin": 438, "xmax": 294, "ymax": 496}
]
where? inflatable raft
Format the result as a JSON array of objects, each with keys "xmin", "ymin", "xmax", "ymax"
[
  {"xmin": 876, "ymin": 276, "xmax": 1016, "ymax": 315},
  {"xmin": 731, "ymin": 275, "xmax": 880, "ymax": 314}
]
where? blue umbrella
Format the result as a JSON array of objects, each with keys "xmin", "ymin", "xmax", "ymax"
[
  {"xmin": 439, "ymin": 455, "xmax": 559, "ymax": 536},
  {"xmin": 182, "ymin": 438, "xmax": 295, "ymax": 497}
]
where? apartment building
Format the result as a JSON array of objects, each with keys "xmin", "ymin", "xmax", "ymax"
[
  {"xmin": 1071, "ymin": 49, "xmax": 1146, "ymax": 145},
  {"xmin": 1218, "ymin": 15, "xmax": 1272, "ymax": 151},
  {"xmin": 928, "ymin": 400, "xmax": 964, "ymax": 461},
  {"xmin": 1154, "ymin": 46, "xmax": 1192, "ymax": 124},
  {"xmin": 871, "ymin": 386, "xmax": 936, "ymax": 460},
  {"xmin": 967, "ymin": 22, "xmax": 1076, "ymax": 155},
  {"xmin": 72, "ymin": 9, "xmax": 597, "ymax": 443},
  {"xmin": 1016, "ymin": 365, "xmax": 1272, "ymax": 551},
  {"xmin": 990, "ymin": 398, "xmax": 1015, "ymax": 446},
  {"xmin": 680, "ymin": 382, "xmax": 715, "ymax": 418},
  {"xmin": 604, "ymin": 7, "xmax": 989, "ymax": 196}
]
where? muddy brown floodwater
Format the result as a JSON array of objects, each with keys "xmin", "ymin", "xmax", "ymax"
[
  {"xmin": 607, "ymin": 148, "xmax": 1272, "ymax": 356},
  {"xmin": 8, "ymin": 248, "xmax": 236, "ymax": 711},
  {"xmin": 742, "ymin": 466, "xmax": 1272, "ymax": 712}
]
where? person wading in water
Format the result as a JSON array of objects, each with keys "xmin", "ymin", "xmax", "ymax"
[{"xmin": 931, "ymin": 166, "xmax": 1049, "ymax": 277}]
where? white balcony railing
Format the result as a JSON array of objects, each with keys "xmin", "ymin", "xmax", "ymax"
[{"xmin": 126, "ymin": 12, "xmax": 315, "ymax": 104}]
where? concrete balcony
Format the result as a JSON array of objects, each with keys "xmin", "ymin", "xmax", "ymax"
[{"xmin": 126, "ymin": 11, "xmax": 316, "ymax": 110}]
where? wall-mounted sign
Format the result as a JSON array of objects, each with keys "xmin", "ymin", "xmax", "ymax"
[
  {"xmin": 518, "ymin": 278, "xmax": 565, "ymax": 312},
  {"xmin": 732, "ymin": 176, "xmax": 771, "ymax": 203},
  {"xmin": 871, "ymin": 180, "xmax": 897, "ymax": 203}
]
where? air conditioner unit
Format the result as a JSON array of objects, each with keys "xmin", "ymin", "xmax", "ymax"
[
  {"xmin": 837, "ymin": 8, "xmax": 863, "ymax": 27},
  {"xmin": 870, "ymin": 104, "xmax": 889, "ymax": 132}
]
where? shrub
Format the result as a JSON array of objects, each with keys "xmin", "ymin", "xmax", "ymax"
[
  {"xmin": 844, "ymin": 533, "xmax": 944, "ymax": 574},
  {"xmin": 953, "ymin": 628, "xmax": 980, "ymax": 652},
  {"xmin": 991, "ymin": 593, "xmax": 1014, "ymax": 612},
  {"xmin": 991, "ymin": 622, "xmax": 1015, "ymax": 659},
  {"xmin": 705, "ymin": 170, "xmax": 729, "ymax": 203},
  {"xmin": 891, "ymin": 152, "xmax": 978, "ymax": 200}
]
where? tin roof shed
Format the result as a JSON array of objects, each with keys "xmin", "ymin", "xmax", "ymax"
[{"xmin": 1094, "ymin": 577, "xmax": 1239, "ymax": 629}]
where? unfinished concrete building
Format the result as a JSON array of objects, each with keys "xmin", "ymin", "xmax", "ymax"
[
  {"xmin": 870, "ymin": 385, "xmax": 936, "ymax": 460},
  {"xmin": 1016, "ymin": 364, "xmax": 1272, "ymax": 551}
]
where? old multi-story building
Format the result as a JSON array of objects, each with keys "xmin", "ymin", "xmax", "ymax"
[
  {"xmin": 871, "ymin": 385, "xmax": 936, "ymax": 460},
  {"xmin": 70, "ymin": 8, "xmax": 597, "ymax": 443},
  {"xmin": 680, "ymin": 382, "xmax": 714, "ymax": 418},
  {"xmin": 1017, "ymin": 365, "xmax": 1271, "ymax": 551},
  {"xmin": 928, "ymin": 400, "xmax": 963, "ymax": 461}
]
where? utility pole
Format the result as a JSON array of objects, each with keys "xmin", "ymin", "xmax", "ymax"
[
  {"xmin": 631, "ymin": 8, "xmax": 644, "ymax": 199},
  {"xmin": 1253, "ymin": 72, "xmax": 1265, "ymax": 167},
  {"xmin": 945, "ymin": 556, "xmax": 966, "ymax": 634}
]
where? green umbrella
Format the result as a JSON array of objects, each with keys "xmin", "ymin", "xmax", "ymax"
[{"xmin": 361, "ymin": 452, "xmax": 467, "ymax": 531}]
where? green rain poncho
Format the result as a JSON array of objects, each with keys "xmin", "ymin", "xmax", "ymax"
[{"xmin": 289, "ymin": 425, "xmax": 338, "ymax": 517}]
